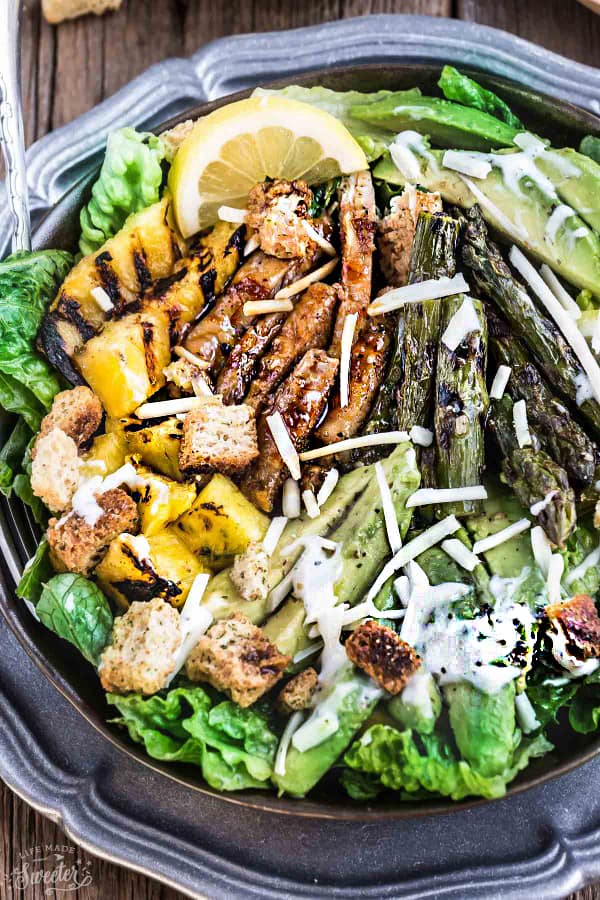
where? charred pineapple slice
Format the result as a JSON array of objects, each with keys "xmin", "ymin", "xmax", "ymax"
[
  {"xmin": 132, "ymin": 464, "xmax": 197, "ymax": 536},
  {"xmin": 124, "ymin": 416, "xmax": 184, "ymax": 481},
  {"xmin": 79, "ymin": 431, "xmax": 129, "ymax": 479},
  {"xmin": 174, "ymin": 473, "xmax": 269, "ymax": 570},
  {"xmin": 74, "ymin": 307, "xmax": 171, "ymax": 418}
]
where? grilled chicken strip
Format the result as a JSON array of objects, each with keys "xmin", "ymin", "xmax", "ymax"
[
  {"xmin": 242, "ymin": 349, "xmax": 339, "ymax": 513},
  {"xmin": 329, "ymin": 171, "xmax": 376, "ymax": 356},
  {"xmin": 377, "ymin": 190, "xmax": 443, "ymax": 288},
  {"xmin": 316, "ymin": 314, "xmax": 392, "ymax": 446},
  {"xmin": 229, "ymin": 282, "xmax": 340, "ymax": 411}
]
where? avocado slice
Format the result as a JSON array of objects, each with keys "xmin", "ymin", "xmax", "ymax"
[
  {"xmin": 374, "ymin": 148, "xmax": 600, "ymax": 295},
  {"xmin": 464, "ymin": 479, "xmax": 534, "ymax": 578},
  {"xmin": 351, "ymin": 93, "xmax": 518, "ymax": 152}
]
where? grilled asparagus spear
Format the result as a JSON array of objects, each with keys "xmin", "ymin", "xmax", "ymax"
[
  {"xmin": 435, "ymin": 295, "xmax": 489, "ymax": 517},
  {"xmin": 460, "ymin": 205, "xmax": 600, "ymax": 437},
  {"xmin": 487, "ymin": 395, "xmax": 576, "ymax": 546},
  {"xmin": 487, "ymin": 307, "xmax": 596, "ymax": 486}
]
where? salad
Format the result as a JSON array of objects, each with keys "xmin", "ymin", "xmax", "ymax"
[{"xmin": 5, "ymin": 65, "xmax": 600, "ymax": 803}]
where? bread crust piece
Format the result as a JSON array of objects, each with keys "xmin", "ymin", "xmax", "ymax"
[
  {"xmin": 99, "ymin": 597, "xmax": 181, "ymax": 696},
  {"xmin": 276, "ymin": 667, "xmax": 319, "ymax": 714},
  {"xmin": 178, "ymin": 396, "xmax": 259, "ymax": 477},
  {"xmin": 230, "ymin": 542, "xmax": 270, "ymax": 602},
  {"xmin": 47, "ymin": 488, "xmax": 139, "ymax": 575},
  {"xmin": 185, "ymin": 612, "xmax": 291, "ymax": 707},
  {"xmin": 345, "ymin": 620, "xmax": 421, "ymax": 695},
  {"xmin": 35, "ymin": 386, "xmax": 103, "ymax": 452},
  {"xmin": 42, "ymin": 0, "xmax": 121, "ymax": 25},
  {"xmin": 546, "ymin": 594, "xmax": 600, "ymax": 659},
  {"xmin": 30, "ymin": 427, "xmax": 80, "ymax": 513}
]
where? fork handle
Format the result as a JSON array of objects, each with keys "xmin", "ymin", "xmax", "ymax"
[{"xmin": 0, "ymin": 0, "xmax": 31, "ymax": 254}]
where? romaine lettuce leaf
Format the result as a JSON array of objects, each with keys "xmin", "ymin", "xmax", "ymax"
[
  {"xmin": 438, "ymin": 65, "xmax": 523, "ymax": 129},
  {"xmin": 79, "ymin": 128, "xmax": 165, "ymax": 256},
  {"xmin": 0, "ymin": 419, "xmax": 32, "ymax": 495},
  {"xmin": 567, "ymin": 668, "xmax": 600, "ymax": 734},
  {"xmin": 107, "ymin": 685, "xmax": 279, "ymax": 791},
  {"xmin": 16, "ymin": 539, "xmax": 53, "ymax": 606},
  {"xmin": 37, "ymin": 573, "xmax": 114, "ymax": 665},
  {"xmin": 445, "ymin": 681, "xmax": 517, "ymax": 778}
]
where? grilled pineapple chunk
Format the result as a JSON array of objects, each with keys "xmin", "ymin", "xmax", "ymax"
[
  {"xmin": 74, "ymin": 308, "xmax": 171, "ymax": 418},
  {"xmin": 174, "ymin": 473, "xmax": 269, "ymax": 570},
  {"xmin": 124, "ymin": 416, "xmax": 184, "ymax": 480},
  {"xmin": 79, "ymin": 431, "xmax": 129, "ymax": 479},
  {"xmin": 96, "ymin": 528, "xmax": 207, "ymax": 610},
  {"xmin": 133, "ymin": 464, "xmax": 197, "ymax": 536}
]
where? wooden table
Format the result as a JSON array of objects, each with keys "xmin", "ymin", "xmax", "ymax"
[{"xmin": 3, "ymin": 0, "xmax": 600, "ymax": 897}]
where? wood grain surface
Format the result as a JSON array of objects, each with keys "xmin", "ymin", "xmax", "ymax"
[{"xmin": 3, "ymin": 0, "xmax": 600, "ymax": 897}]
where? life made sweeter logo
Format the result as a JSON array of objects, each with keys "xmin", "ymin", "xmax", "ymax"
[{"xmin": 3, "ymin": 843, "xmax": 94, "ymax": 893}]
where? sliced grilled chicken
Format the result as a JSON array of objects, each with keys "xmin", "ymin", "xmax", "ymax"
[
  {"xmin": 329, "ymin": 171, "xmax": 376, "ymax": 356},
  {"xmin": 228, "ymin": 282, "xmax": 340, "ymax": 411},
  {"xmin": 316, "ymin": 314, "xmax": 391, "ymax": 446},
  {"xmin": 242, "ymin": 349, "xmax": 339, "ymax": 513},
  {"xmin": 377, "ymin": 190, "xmax": 443, "ymax": 288}
]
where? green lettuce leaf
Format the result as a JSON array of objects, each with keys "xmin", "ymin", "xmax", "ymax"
[
  {"xmin": 527, "ymin": 676, "xmax": 578, "ymax": 728},
  {"xmin": 438, "ymin": 65, "xmax": 523, "ymax": 129},
  {"xmin": 343, "ymin": 724, "xmax": 552, "ymax": 801},
  {"xmin": 445, "ymin": 681, "xmax": 517, "ymax": 778},
  {"xmin": 0, "ymin": 419, "xmax": 32, "ymax": 495},
  {"xmin": 79, "ymin": 128, "xmax": 165, "ymax": 256},
  {"xmin": 580, "ymin": 135, "xmax": 600, "ymax": 166},
  {"xmin": 16, "ymin": 539, "xmax": 53, "ymax": 606},
  {"xmin": 37, "ymin": 573, "xmax": 113, "ymax": 665},
  {"xmin": 107, "ymin": 685, "xmax": 279, "ymax": 791},
  {"xmin": 560, "ymin": 523, "xmax": 600, "ymax": 596},
  {"xmin": 568, "ymin": 668, "xmax": 600, "ymax": 734},
  {"xmin": 11, "ymin": 439, "xmax": 48, "ymax": 526}
]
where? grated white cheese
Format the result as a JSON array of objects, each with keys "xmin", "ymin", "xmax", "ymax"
[
  {"xmin": 441, "ymin": 538, "xmax": 480, "ymax": 572},
  {"xmin": 90, "ymin": 285, "xmax": 114, "ymax": 312},
  {"xmin": 472, "ymin": 518, "xmax": 531, "ymax": 555},
  {"xmin": 262, "ymin": 516, "xmax": 288, "ymax": 557},
  {"xmin": 174, "ymin": 345, "xmax": 211, "ymax": 370},
  {"xmin": 316, "ymin": 468, "xmax": 339, "ymax": 507},
  {"xmin": 267, "ymin": 412, "xmax": 301, "ymax": 480},
  {"xmin": 267, "ymin": 569, "xmax": 295, "ymax": 614},
  {"xmin": 530, "ymin": 525, "xmax": 553, "ymax": 577},
  {"xmin": 135, "ymin": 397, "xmax": 203, "ymax": 419},
  {"xmin": 217, "ymin": 205, "xmax": 247, "ymax": 223},
  {"xmin": 375, "ymin": 461, "xmax": 402, "ymax": 554},
  {"xmin": 191, "ymin": 372, "xmax": 213, "ymax": 397},
  {"xmin": 515, "ymin": 692, "xmax": 541, "ymax": 734},
  {"xmin": 546, "ymin": 553, "xmax": 564, "ymax": 606},
  {"xmin": 394, "ymin": 575, "xmax": 411, "ymax": 606},
  {"xmin": 489, "ymin": 364, "xmax": 512, "ymax": 400},
  {"xmin": 565, "ymin": 542, "xmax": 600, "ymax": 586},
  {"xmin": 301, "ymin": 220, "xmax": 337, "ymax": 256},
  {"xmin": 339, "ymin": 312, "xmax": 358, "ymax": 409},
  {"xmin": 389, "ymin": 136, "xmax": 422, "ymax": 181},
  {"xmin": 274, "ymin": 711, "xmax": 304, "ymax": 776},
  {"xmin": 509, "ymin": 245, "xmax": 600, "ymax": 405},
  {"xmin": 274, "ymin": 258, "xmax": 338, "ymax": 301},
  {"xmin": 292, "ymin": 640, "xmax": 324, "ymax": 665},
  {"xmin": 407, "ymin": 486, "xmax": 487, "ymax": 508},
  {"xmin": 442, "ymin": 149, "xmax": 492, "ymax": 180},
  {"xmin": 530, "ymin": 491, "xmax": 558, "ymax": 517},
  {"xmin": 441, "ymin": 296, "xmax": 481, "ymax": 352},
  {"xmin": 513, "ymin": 399, "xmax": 532, "ymax": 448},
  {"xmin": 244, "ymin": 234, "xmax": 260, "ymax": 256},
  {"xmin": 367, "ymin": 274, "xmax": 469, "ymax": 317},
  {"xmin": 302, "ymin": 489, "xmax": 320, "ymax": 519},
  {"xmin": 299, "ymin": 430, "xmax": 409, "ymax": 462},
  {"xmin": 539, "ymin": 265, "xmax": 581, "ymax": 320},
  {"xmin": 460, "ymin": 175, "xmax": 528, "ymax": 241},
  {"xmin": 282, "ymin": 477, "xmax": 301, "ymax": 518},
  {"xmin": 592, "ymin": 314, "xmax": 600, "ymax": 356},
  {"xmin": 166, "ymin": 573, "xmax": 212, "ymax": 685},
  {"xmin": 409, "ymin": 425, "xmax": 433, "ymax": 447},
  {"xmin": 243, "ymin": 299, "xmax": 294, "ymax": 316}
]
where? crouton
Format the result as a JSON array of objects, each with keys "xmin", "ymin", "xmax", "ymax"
[
  {"xmin": 30, "ymin": 427, "xmax": 80, "ymax": 513},
  {"xmin": 160, "ymin": 119, "xmax": 195, "ymax": 163},
  {"xmin": 345, "ymin": 620, "xmax": 421, "ymax": 695},
  {"xmin": 179, "ymin": 396, "xmax": 259, "ymax": 477},
  {"xmin": 230, "ymin": 541, "xmax": 270, "ymax": 602},
  {"xmin": 546, "ymin": 594, "xmax": 600, "ymax": 660},
  {"xmin": 42, "ymin": 0, "xmax": 121, "ymax": 24},
  {"xmin": 98, "ymin": 597, "xmax": 181, "ymax": 695},
  {"xmin": 47, "ymin": 487, "xmax": 139, "ymax": 575},
  {"xmin": 276, "ymin": 667, "xmax": 318, "ymax": 714},
  {"xmin": 247, "ymin": 180, "xmax": 314, "ymax": 259},
  {"xmin": 185, "ymin": 612, "xmax": 290, "ymax": 707},
  {"xmin": 36, "ymin": 386, "xmax": 103, "ymax": 450},
  {"xmin": 377, "ymin": 191, "xmax": 443, "ymax": 287}
]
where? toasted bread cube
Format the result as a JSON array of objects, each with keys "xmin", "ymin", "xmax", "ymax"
[
  {"xmin": 345, "ymin": 620, "xmax": 421, "ymax": 695},
  {"xmin": 30, "ymin": 427, "xmax": 80, "ymax": 514},
  {"xmin": 99, "ymin": 597, "xmax": 181, "ymax": 696},
  {"xmin": 178, "ymin": 396, "xmax": 259, "ymax": 478},
  {"xmin": 124, "ymin": 416, "xmax": 184, "ymax": 481},
  {"xmin": 276, "ymin": 667, "xmax": 319, "ymax": 714},
  {"xmin": 546, "ymin": 594, "xmax": 600, "ymax": 660},
  {"xmin": 47, "ymin": 487, "xmax": 138, "ymax": 575},
  {"xmin": 230, "ymin": 541, "xmax": 270, "ymax": 602},
  {"xmin": 175, "ymin": 473, "xmax": 269, "ymax": 570},
  {"xmin": 36, "ymin": 386, "xmax": 103, "ymax": 450},
  {"xmin": 185, "ymin": 612, "xmax": 290, "ymax": 707}
]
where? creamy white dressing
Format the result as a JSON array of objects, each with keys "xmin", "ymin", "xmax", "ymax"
[
  {"xmin": 545, "ymin": 204, "xmax": 577, "ymax": 244},
  {"xmin": 400, "ymin": 670, "xmax": 435, "ymax": 722},
  {"xmin": 530, "ymin": 491, "xmax": 558, "ymax": 517},
  {"xmin": 575, "ymin": 372, "xmax": 594, "ymax": 406},
  {"xmin": 548, "ymin": 623, "xmax": 600, "ymax": 677},
  {"xmin": 292, "ymin": 672, "xmax": 384, "ymax": 753}
]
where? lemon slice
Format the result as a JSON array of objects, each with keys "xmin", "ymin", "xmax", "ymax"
[{"xmin": 168, "ymin": 95, "xmax": 368, "ymax": 238}]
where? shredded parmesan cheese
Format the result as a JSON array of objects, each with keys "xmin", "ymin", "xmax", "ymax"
[
  {"xmin": 472, "ymin": 518, "xmax": 531, "ymax": 555},
  {"xmin": 316, "ymin": 468, "xmax": 339, "ymax": 507},
  {"xmin": 263, "ymin": 516, "xmax": 288, "ymax": 557},
  {"xmin": 91, "ymin": 286, "xmax": 114, "ymax": 312},
  {"xmin": 375, "ymin": 462, "xmax": 402, "ymax": 554},
  {"xmin": 530, "ymin": 525, "xmax": 553, "ymax": 577},
  {"xmin": 460, "ymin": 175, "xmax": 528, "ymax": 241},
  {"xmin": 274, "ymin": 710, "xmax": 304, "ymax": 777},
  {"xmin": 302, "ymin": 489, "xmax": 320, "ymax": 519},
  {"xmin": 441, "ymin": 538, "xmax": 480, "ymax": 572},
  {"xmin": 540, "ymin": 265, "xmax": 581, "ymax": 320},
  {"xmin": 530, "ymin": 491, "xmax": 557, "ymax": 517},
  {"xmin": 406, "ymin": 486, "xmax": 487, "ymax": 508},
  {"xmin": 135, "ymin": 397, "xmax": 203, "ymax": 419},
  {"xmin": 274, "ymin": 258, "xmax": 338, "ymax": 301},
  {"xmin": 174, "ymin": 345, "xmax": 210, "ymax": 370},
  {"xmin": 513, "ymin": 399, "xmax": 532, "ymax": 448},
  {"xmin": 299, "ymin": 431, "xmax": 409, "ymax": 462},
  {"xmin": 267, "ymin": 412, "xmax": 301, "ymax": 480},
  {"xmin": 547, "ymin": 553, "xmax": 564, "ymax": 605},
  {"xmin": 293, "ymin": 641, "xmax": 324, "ymax": 664},
  {"xmin": 367, "ymin": 274, "xmax": 469, "ymax": 317},
  {"xmin": 244, "ymin": 234, "xmax": 260, "ymax": 256},
  {"xmin": 515, "ymin": 692, "xmax": 541, "ymax": 734},
  {"xmin": 243, "ymin": 299, "xmax": 294, "ymax": 316},
  {"xmin": 489, "ymin": 365, "xmax": 511, "ymax": 400},
  {"xmin": 565, "ymin": 542, "xmax": 600, "ymax": 587},
  {"xmin": 191, "ymin": 373, "xmax": 213, "ymax": 397},
  {"xmin": 408, "ymin": 425, "xmax": 433, "ymax": 447},
  {"xmin": 442, "ymin": 150, "xmax": 491, "ymax": 180},
  {"xmin": 340, "ymin": 313, "xmax": 358, "ymax": 409},
  {"xmin": 166, "ymin": 573, "xmax": 212, "ymax": 685},
  {"xmin": 302, "ymin": 220, "xmax": 336, "ymax": 256},
  {"xmin": 441, "ymin": 296, "xmax": 481, "ymax": 351},
  {"xmin": 217, "ymin": 205, "xmax": 247, "ymax": 223},
  {"xmin": 282, "ymin": 478, "xmax": 301, "ymax": 518}
]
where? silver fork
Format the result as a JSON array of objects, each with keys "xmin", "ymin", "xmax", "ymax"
[{"xmin": 0, "ymin": 0, "xmax": 31, "ymax": 254}]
